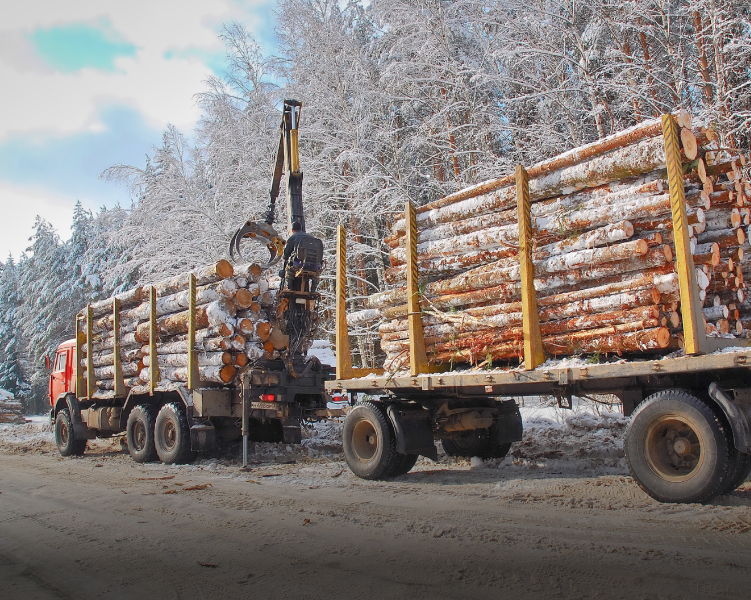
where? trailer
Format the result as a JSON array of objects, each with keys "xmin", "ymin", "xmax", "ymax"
[{"xmin": 326, "ymin": 114, "xmax": 751, "ymax": 504}]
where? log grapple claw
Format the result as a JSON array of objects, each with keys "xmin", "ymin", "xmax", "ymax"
[{"xmin": 229, "ymin": 220, "xmax": 285, "ymax": 268}]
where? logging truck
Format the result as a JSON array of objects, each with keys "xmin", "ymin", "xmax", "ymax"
[
  {"xmin": 329, "ymin": 113, "xmax": 751, "ymax": 504},
  {"xmin": 48, "ymin": 100, "xmax": 335, "ymax": 465}
]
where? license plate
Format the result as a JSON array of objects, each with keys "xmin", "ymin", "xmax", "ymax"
[{"xmin": 250, "ymin": 402, "xmax": 278, "ymax": 410}]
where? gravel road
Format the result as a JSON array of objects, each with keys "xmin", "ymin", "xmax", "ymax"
[{"xmin": 1, "ymin": 418, "xmax": 751, "ymax": 599}]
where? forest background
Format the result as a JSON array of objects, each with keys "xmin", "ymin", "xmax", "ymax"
[{"xmin": 1, "ymin": 0, "xmax": 749, "ymax": 413}]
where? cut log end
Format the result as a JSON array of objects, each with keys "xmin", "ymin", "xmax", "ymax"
[
  {"xmin": 219, "ymin": 365, "xmax": 236, "ymax": 383},
  {"xmin": 680, "ymin": 128, "xmax": 699, "ymax": 161},
  {"xmin": 216, "ymin": 259, "xmax": 234, "ymax": 279}
]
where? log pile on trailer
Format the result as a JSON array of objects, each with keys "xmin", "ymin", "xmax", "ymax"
[
  {"xmin": 77, "ymin": 260, "xmax": 292, "ymax": 399},
  {"xmin": 353, "ymin": 112, "xmax": 751, "ymax": 372}
]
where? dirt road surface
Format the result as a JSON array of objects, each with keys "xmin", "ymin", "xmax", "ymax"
[{"xmin": 2, "ymin": 420, "xmax": 751, "ymax": 599}]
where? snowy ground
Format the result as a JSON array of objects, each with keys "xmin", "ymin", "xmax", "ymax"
[{"xmin": 3, "ymin": 398, "xmax": 751, "ymax": 599}]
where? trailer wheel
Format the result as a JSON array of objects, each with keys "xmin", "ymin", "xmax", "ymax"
[
  {"xmin": 721, "ymin": 450, "xmax": 751, "ymax": 495},
  {"xmin": 155, "ymin": 403, "xmax": 197, "ymax": 465},
  {"xmin": 441, "ymin": 430, "xmax": 488, "ymax": 458},
  {"xmin": 126, "ymin": 405, "xmax": 158, "ymax": 463},
  {"xmin": 441, "ymin": 431, "xmax": 512, "ymax": 460},
  {"xmin": 55, "ymin": 409, "xmax": 86, "ymax": 457},
  {"xmin": 390, "ymin": 453, "xmax": 419, "ymax": 477},
  {"xmin": 343, "ymin": 401, "xmax": 397, "ymax": 480},
  {"xmin": 625, "ymin": 390, "xmax": 734, "ymax": 503}
]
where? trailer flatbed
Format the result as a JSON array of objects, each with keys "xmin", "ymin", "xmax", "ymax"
[{"xmin": 326, "ymin": 349, "xmax": 751, "ymax": 398}]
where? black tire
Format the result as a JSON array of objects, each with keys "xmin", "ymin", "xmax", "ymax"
[
  {"xmin": 390, "ymin": 453, "xmax": 420, "ymax": 477},
  {"xmin": 625, "ymin": 390, "xmax": 734, "ymax": 504},
  {"xmin": 441, "ymin": 429, "xmax": 489, "ymax": 458},
  {"xmin": 441, "ymin": 428, "xmax": 511, "ymax": 460},
  {"xmin": 721, "ymin": 450, "xmax": 751, "ymax": 495},
  {"xmin": 485, "ymin": 442, "xmax": 512, "ymax": 460},
  {"xmin": 155, "ymin": 403, "xmax": 197, "ymax": 464},
  {"xmin": 55, "ymin": 409, "xmax": 87, "ymax": 457},
  {"xmin": 126, "ymin": 404, "xmax": 158, "ymax": 463},
  {"xmin": 343, "ymin": 401, "xmax": 398, "ymax": 480}
]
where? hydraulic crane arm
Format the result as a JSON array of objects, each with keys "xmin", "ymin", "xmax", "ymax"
[{"xmin": 229, "ymin": 100, "xmax": 305, "ymax": 264}]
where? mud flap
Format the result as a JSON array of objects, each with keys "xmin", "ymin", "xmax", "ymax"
[
  {"xmin": 64, "ymin": 396, "xmax": 96, "ymax": 440},
  {"xmin": 708, "ymin": 383, "xmax": 751, "ymax": 452},
  {"xmin": 190, "ymin": 423, "xmax": 216, "ymax": 452},
  {"xmin": 491, "ymin": 401, "xmax": 523, "ymax": 445},
  {"xmin": 387, "ymin": 405, "xmax": 437, "ymax": 461}
]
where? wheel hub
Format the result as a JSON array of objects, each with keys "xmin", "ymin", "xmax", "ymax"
[
  {"xmin": 133, "ymin": 422, "xmax": 146, "ymax": 451},
  {"xmin": 645, "ymin": 414, "xmax": 704, "ymax": 483},
  {"xmin": 163, "ymin": 421, "xmax": 177, "ymax": 450},
  {"xmin": 673, "ymin": 437, "xmax": 691, "ymax": 456},
  {"xmin": 351, "ymin": 419, "xmax": 378, "ymax": 462}
]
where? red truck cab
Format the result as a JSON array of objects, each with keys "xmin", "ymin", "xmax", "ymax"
[{"xmin": 48, "ymin": 339, "xmax": 76, "ymax": 409}]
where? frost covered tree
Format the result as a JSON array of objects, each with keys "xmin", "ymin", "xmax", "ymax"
[
  {"xmin": 17, "ymin": 218, "xmax": 76, "ymax": 412},
  {"xmin": 0, "ymin": 257, "xmax": 30, "ymax": 404}
]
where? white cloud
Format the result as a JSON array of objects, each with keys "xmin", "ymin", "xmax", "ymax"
[
  {"xmin": 0, "ymin": 0, "xmax": 265, "ymax": 140},
  {"xmin": 0, "ymin": 182, "xmax": 77, "ymax": 260}
]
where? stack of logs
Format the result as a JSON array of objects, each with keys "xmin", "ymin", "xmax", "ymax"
[
  {"xmin": 357, "ymin": 112, "xmax": 750, "ymax": 371},
  {"xmin": 0, "ymin": 395, "xmax": 26, "ymax": 424},
  {"xmin": 79, "ymin": 260, "xmax": 291, "ymax": 399}
]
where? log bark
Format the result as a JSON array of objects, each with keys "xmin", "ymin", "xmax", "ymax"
[
  {"xmin": 381, "ymin": 267, "xmax": 677, "ymax": 319},
  {"xmin": 400, "ymin": 117, "xmax": 667, "ymax": 224},
  {"xmin": 385, "ymin": 221, "xmax": 636, "ymax": 283},
  {"xmin": 89, "ymin": 287, "xmax": 145, "ymax": 318},
  {"xmin": 142, "ymin": 351, "xmax": 231, "ymax": 368},
  {"xmin": 139, "ymin": 364, "xmax": 235, "ymax": 384},
  {"xmin": 389, "ymin": 176, "xmax": 664, "ymax": 248},
  {"xmin": 150, "ymin": 260, "xmax": 234, "ymax": 298},
  {"xmin": 134, "ymin": 299, "xmax": 235, "ymax": 343}
]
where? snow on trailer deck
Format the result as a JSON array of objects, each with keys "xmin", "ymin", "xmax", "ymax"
[{"xmin": 325, "ymin": 348, "xmax": 751, "ymax": 395}]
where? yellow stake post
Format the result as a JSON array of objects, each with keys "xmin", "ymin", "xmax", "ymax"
[
  {"xmin": 149, "ymin": 286, "xmax": 160, "ymax": 393},
  {"xmin": 335, "ymin": 225, "xmax": 354, "ymax": 380},
  {"xmin": 113, "ymin": 299, "xmax": 126, "ymax": 396},
  {"xmin": 86, "ymin": 306, "xmax": 95, "ymax": 398},
  {"xmin": 406, "ymin": 201, "xmax": 429, "ymax": 376},
  {"xmin": 662, "ymin": 114, "xmax": 706, "ymax": 355},
  {"xmin": 188, "ymin": 274, "xmax": 199, "ymax": 390},
  {"xmin": 75, "ymin": 314, "xmax": 85, "ymax": 397},
  {"xmin": 516, "ymin": 165, "xmax": 545, "ymax": 369}
]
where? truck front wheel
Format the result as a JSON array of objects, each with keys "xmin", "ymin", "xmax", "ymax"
[
  {"xmin": 126, "ymin": 405, "xmax": 158, "ymax": 463},
  {"xmin": 55, "ymin": 409, "xmax": 86, "ymax": 457},
  {"xmin": 343, "ymin": 401, "xmax": 398, "ymax": 480},
  {"xmin": 625, "ymin": 390, "xmax": 734, "ymax": 503},
  {"xmin": 155, "ymin": 403, "xmax": 196, "ymax": 464}
]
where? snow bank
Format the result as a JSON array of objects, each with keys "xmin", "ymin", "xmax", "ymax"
[{"xmin": 0, "ymin": 421, "xmax": 53, "ymax": 449}]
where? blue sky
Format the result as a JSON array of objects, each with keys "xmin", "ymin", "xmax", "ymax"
[{"xmin": 0, "ymin": 0, "xmax": 278, "ymax": 261}]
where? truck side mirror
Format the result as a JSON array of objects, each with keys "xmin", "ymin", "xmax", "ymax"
[{"xmin": 44, "ymin": 355, "xmax": 50, "ymax": 370}]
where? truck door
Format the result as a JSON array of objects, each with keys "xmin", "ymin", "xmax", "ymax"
[{"xmin": 50, "ymin": 349, "xmax": 68, "ymax": 404}]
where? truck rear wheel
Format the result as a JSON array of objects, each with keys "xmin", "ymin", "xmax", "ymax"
[
  {"xmin": 155, "ymin": 403, "xmax": 196, "ymax": 464},
  {"xmin": 441, "ymin": 429, "xmax": 511, "ymax": 460},
  {"xmin": 625, "ymin": 390, "xmax": 734, "ymax": 504},
  {"xmin": 126, "ymin": 405, "xmax": 158, "ymax": 463},
  {"xmin": 343, "ymin": 401, "xmax": 397, "ymax": 480},
  {"xmin": 55, "ymin": 409, "xmax": 87, "ymax": 457}
]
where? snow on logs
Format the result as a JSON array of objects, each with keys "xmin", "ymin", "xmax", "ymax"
[
  {"xmin": 77, "ymin": 260, "xmax": 288, "ymax": 397},
  {"xmin": 368, "ymin": 114, "xmax": 751, "ymax": 371}
]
